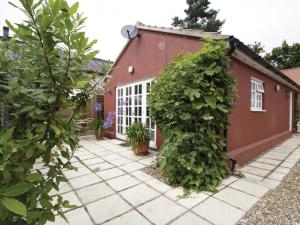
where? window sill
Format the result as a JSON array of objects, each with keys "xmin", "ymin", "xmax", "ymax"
[{"xmin": 251, "ymin": 109, "xmax": 266, "ymax": 112}]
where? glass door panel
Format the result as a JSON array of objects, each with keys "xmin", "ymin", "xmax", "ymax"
[{"xmin": 116, "ymin": 79, "xmax": 156, "ymax": 148}]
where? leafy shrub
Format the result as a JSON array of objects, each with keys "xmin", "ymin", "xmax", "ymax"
[
  {"xmin": 0, "ymin": 0, "xmax": 97, "ymax": 224},
  {"xmin": 149, "ymin": 39, "xmax": 236, "ymax": 191},
  {"xmin": 126, "ymin": 122, "xmax": 151, "ymax": 149}
]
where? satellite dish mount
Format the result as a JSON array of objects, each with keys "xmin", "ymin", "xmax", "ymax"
[{"xmin": 121, "ymin": 25, "xmax": 140, "ymax": 39}]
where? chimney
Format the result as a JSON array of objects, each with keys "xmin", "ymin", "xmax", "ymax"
[{"xmin": 3, "ymin": 26, "xmax": 9, "ymax": 39}]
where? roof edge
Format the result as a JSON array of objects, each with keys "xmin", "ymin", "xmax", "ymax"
[
  {"xmin": 233, "ymin": 38, "xmax": 300, "ymax": 91},
  {"xmin": 136, "ymin": 21, "xmax": 231, "ymax": 40}
]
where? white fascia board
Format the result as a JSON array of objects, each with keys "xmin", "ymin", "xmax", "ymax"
[{"xmin": 232, "ymin": 50, "xmax": 300, "ymax": 92}]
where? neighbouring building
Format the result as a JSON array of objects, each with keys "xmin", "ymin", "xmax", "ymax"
[
  {"xmin": 104, "ymin": 22, "xmax": 300, "ymax": 165},
  {"xmin": 282, "ymin": 67, "xmax": 300, "ymax": 111}
]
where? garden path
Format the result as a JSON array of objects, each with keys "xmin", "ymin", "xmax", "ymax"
[{"xmin": 47, "ymin": 134, "xmax": 300, "ymax": 225}]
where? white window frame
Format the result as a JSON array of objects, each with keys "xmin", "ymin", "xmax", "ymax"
[{"xmin": 251, "ymin": 77, "xmax": 265, "ymax": 111}]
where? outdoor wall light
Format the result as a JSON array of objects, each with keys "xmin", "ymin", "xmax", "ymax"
[
  {"xmin": 275, "ymin": 84, "xmax": 280, "ymax": 92},
  {"xmin": 105, "ymin": 78, "xmax": 111, "ymax": 85},
  {"xmin": 106, "ymin": 88, "xmax": 112, "ymax": 95},
  {"xmin": 128, "ymin": 65, "xmax": 134, "ymax": 74}
]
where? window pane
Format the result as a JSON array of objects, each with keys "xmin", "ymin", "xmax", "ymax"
[{"xmin": 151, "ymin": 130, "xmax": 155, "ymax": 141}]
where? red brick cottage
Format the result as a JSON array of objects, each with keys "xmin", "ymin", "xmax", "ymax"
[{"xmin": 104, "ymin": 22, "xmax": 300, "ymax": 165}]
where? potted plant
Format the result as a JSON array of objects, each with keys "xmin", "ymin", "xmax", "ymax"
[
  {"xmin": 90, "ymin": 103, "xmax": 104, "ymax": 140},
  {"xmin": 126, "ymin": 122, "xmax": 151, "ymax": 155}
]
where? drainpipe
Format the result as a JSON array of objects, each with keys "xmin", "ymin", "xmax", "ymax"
[{"xmin": 228, "ymin": 156, "xmax": 237, "ymax": 173}]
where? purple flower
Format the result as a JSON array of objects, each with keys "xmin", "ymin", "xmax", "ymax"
[
  {"xmin": 103, "ymin": 111, "xmax": 116, "ymax": 129},
  {"xmin": 94, "ymin": 103, "xmax": 102, "ymax": 112}
]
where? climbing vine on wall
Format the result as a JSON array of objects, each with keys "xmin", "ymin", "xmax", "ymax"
[{"xmin": 149, "ymin": 39, "xmax": 236, "ymax": 191}]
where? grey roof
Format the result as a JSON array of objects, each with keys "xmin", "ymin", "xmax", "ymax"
[{"xmin": 85, "ymin": 58, "xmax": 113, "ymax": 74}]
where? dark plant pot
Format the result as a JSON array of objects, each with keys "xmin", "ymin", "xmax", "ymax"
[
  {"xmin": 95, "ymin": 132, "xmax": 104, "ymax": 140},
  {"xmin": 133, "ymin": 141, "xmax": 149, "ymax": 156}
]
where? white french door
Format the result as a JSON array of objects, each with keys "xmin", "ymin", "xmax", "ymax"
[{"xmin": 116, "ymin": 79, "xmax": 156, "ymax": 148}]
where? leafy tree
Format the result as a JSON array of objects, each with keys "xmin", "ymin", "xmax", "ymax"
[
  {"xmin": 248, "ymin": 41, "xmax": 265, "ymax": 56},
  {"xmin": 0, "ymin": 0, "xmax": 97, "ymax": 224},
  {"xmin": 172, "ymin": 0, "xmax": 225, "ymax": 32},
  {"xmin": 265, "ymin": 41, "xmax": 300, "ymax": 69},
  {"xmin": 149, "ymin": 39, "xmax": 236, "ymax": 191}
]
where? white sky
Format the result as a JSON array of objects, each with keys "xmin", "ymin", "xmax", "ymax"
[{"xmin": 0, "ymin": 0, "xmax": 299, "ymax": 61}]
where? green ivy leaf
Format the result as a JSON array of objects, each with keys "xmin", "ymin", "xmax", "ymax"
[
  {"xmin": 205, "ymin": 96, "xmax": 217, "ymax": 109},
  {"xmin": 0, "ymin": 198, "xmax": 27, "ymax": 216},
  {"xmin": 180, "ymin": 113, "xmax": 192, "ymax": 120},
  {"xmin": 2, "ymin": 183, "xmax": 33, "ymax": 197},
  {"xmin": 217, "ymin": 105, "xmax": 229, "ymax": 113},
  {"xmin": 202, "ymin": 114, "xmax": 214, "ymax": 120},
  {"xmin": 193, "ymin": 103, "xmax": 204, "ymax": 109},
  {"xmin": 184, "ymin": 88, "xmax": 200, "ymax": 101}
]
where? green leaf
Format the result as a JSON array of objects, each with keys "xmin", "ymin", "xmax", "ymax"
[
  {"xmin": 0, "ymin": 197, "xmax": 27, "ymax": 216},
  {"xmin": 0, "ymin": 202, "xmax": 8, "ymax": 221},
  {"xmin": 26, "ymin": 173, "xmax": 43, "ymax": 182},
  {"xmin": 193, "ymin": 103, "xmax": 204, "ymax": 109},
  {"xmin": 180, "ymin": 113, "xmax": 192, "ymax": 120},
  {"xmin": 20, "ymin": 105, "xmax": 36, "ymax": 113},
  {"xmin": 74, "ymin": 79, "xmax": 89, "ymax": 88},
  {"xmin": 184, "ymin": 88, "xmax": 200, "ymax": 101},
  {"xmin": 202, "ymin": 114, "xmax": 214, "ymax": 120},
  {"xmin": 50, "ymin": 124, "xmax": 61, "ymax": 136},
  {"xmin": 27, "ymin": 210, "xmax": 41, "ymax": 220},
  {"xmin": 40, "ymin": 199, "xmax": 53, "ymax": 209},
  {"xmin": 68, "ymin": 2, "xmax": 79, "ymax": 16},
  {"xmin": 48, "ymin": 95, "xmax": 56, "ymax": 104},
  {"xmin": 0, "ymin": 128, "xmax": 14, "ymax": 144},
  {"xmin": 2, "ymin": 183, "xmax": 33, "ymax": 197},
  {"xmin": 217, "ymin": 105, "xmax": 229, "ymax": 113},
  {"xmin": 41, "ymin": 15, "xmax": 51, "ymax": 28},
  {"xmin": 205, "ymin": 96, "xmax": 217, "ymax": 109}
]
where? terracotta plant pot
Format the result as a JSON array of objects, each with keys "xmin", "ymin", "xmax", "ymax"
[
  {"xmin": 133, "ymin": 141, "xmax": 149, "ymax": 156},
  {"xmin": 95, "ymin": 132, "xmax": 104, "ymax": 140}
]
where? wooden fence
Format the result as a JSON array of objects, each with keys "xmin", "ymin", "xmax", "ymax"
[{"xmin": 57, "ymin": 95, "xmax": 104, "ymax": 135}]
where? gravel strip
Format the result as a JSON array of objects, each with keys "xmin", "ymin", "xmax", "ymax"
[
  {"xmin": 141, "ymin": 164, "xmax": 166, "ymax": 182},
  {"xmin": 237, "ymin": 160, "xmax": 300, "ymax": 225}
]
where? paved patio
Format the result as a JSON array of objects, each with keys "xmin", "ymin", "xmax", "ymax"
[{"xmin": 47, "ymin": 134, "xmax": 300, "ymax": 225}]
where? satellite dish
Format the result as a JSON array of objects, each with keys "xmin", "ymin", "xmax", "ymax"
[{"xmin": 121, "ymin": 25, "xmax": 140, "ymax": 39}]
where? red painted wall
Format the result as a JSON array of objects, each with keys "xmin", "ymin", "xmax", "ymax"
[
  {"xmin": 104, "ymin": 29, "xmax": 295, "ymax": 164},
  {"xmin": 227, "ymin": 59, "xmax": 294, "ymax": 164},
  {"xmin": 104, "ymin": 30, "xmax": 203, "ymax": 148}
]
